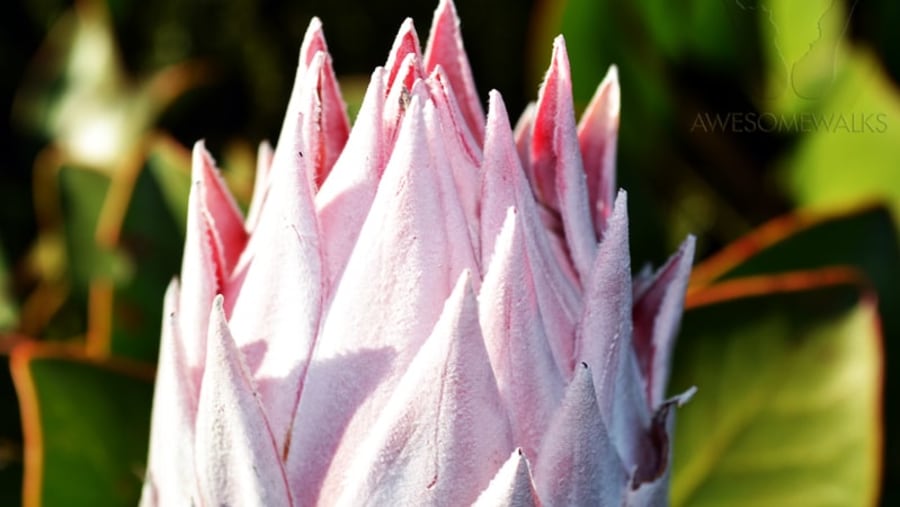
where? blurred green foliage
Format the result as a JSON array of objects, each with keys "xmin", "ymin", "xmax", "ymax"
[
  {"xmin": 673, "ymin": 280, "xmax": 881, "ymax": 506},
  {"xmin": 0, "ymin": 0, "xmax": 898, "ymax": 504},
  {"xmin": 11, "ymin": 351, "xmax": 153, "ymax": 507}
]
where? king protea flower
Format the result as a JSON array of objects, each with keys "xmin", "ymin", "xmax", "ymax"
[{"xmin": 140, "ymin": 0, "xmax": 695, "ymax": 505}]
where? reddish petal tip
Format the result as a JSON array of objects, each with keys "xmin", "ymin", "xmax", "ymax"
[{"xmin": 300, "ymin": 17, "xmax": 329, "ymax": 68}]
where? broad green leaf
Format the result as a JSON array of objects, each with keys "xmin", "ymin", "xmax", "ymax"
[
  {"xmin": 691, "ymin": 205, "xmax": 900, "ymax": 504},
  {"xmin": 757, "ymin": 0, "xmax": 900, "ymax": 220},
  {"xmin": 777, "ymin": 50, "xmax": 900, "ymax": 218},
  {"xmin": 11, "ymin": 346, "xmax": 153, "ymax": 507},
  {"xmin": 670, "ymin": 280, "xmax": 881, "ymax": 507}
]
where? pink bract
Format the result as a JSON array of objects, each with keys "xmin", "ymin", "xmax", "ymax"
[{"xmin": 140, "ymin": 0, "xmax": 695, "ymax": 505}]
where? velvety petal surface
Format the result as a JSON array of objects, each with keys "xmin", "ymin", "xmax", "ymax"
[
  {"xmin": 384, "ymin": 18, "xmax": 424, "ymax": 91},
  {"xmin": 423, "ymin": 0, "xmax": 485, "ymax": 141},
  {"xmin": 140, "ymin": 281, "xmax": 197, "ymax": 506},
  {"xmin": 577, "ymin": 65, "xmax": 620, "ymax": 238},
  {"xmin": 531, "ymin": 37, "xmax": 597, "ymax": 282},
  {"xmin": 195, "ymin": 297, "xmax": 292, "ymax": 507},
  {"xmin": 480, "ymin": 91, "xmax": 581, "ymax": 375},
  {"xmin": 472, "ymin": 450, "xmax": 542, "ymax": 507},
  {"xmin": 632, "ymin": 234, "xmax": 696, "ymax": 408},
  {"xmin": 276, "ymin": 19, "xmax": 350, "ymax": 192},
  {"xmin": 245, "ymin": 140, "xmax": 274, "ymax": 232},
  {"xmin": 225, "ymin": 129, "xmax": 323, "ymax": 452},
  {"xmin": 285, "ymin": 94, "xmax": 478, "ymax": 502},
  {"xmin": 479, "ymin": 208, "xmax": 565, "ymax": 460},
  {"xmin": 534, "ymin": 363, "xmax": 628, "ymax": 505},
  {"xmin": 426, "ymin": 67, "xmax": 482, "ymax": 253},
  {"xmin": 335, "ymin": 272, "xmax": 512, "ymax": 506},
  {"xmin": 178, "ymin": 142, "xmax": 247, "ymax": 372},
  {"xmin": 315, "ymin": 67, "xmax": 387, "ymax": 290},
  {"xmin": 576, "ymin": 190, "xmax": 652, "ymax": 474}
]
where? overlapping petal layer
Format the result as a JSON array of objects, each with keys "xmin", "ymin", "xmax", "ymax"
[{"xmin": 142, "ymin": 0, "xmax": 695, "ymax": 505}]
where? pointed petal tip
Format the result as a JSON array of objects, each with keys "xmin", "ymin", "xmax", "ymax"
[
  {"xmin": 552, "ymin": 34, "xmax": 567, "ymax": 51},
  {"xmin": 601, "ymin": 65, "xmax": 621, "ymax": 110},
  {"xmin": 298, "ymin": 17, "xmax": 330, "ymax": 68},
  {"xmin": 191, "ymin": 139, "xmax": 212, "ymax": 171},
  {"xmin": 437, "ymin": 0, "xmax": 456, "ymax": 12},
  {"xmin": 605, "ymin": 63, "xmax": 619, "ymax": 81},
  {"xmin": 485, "ymin": 90, "xmax": 511, "ymax": 132},
  {"xmin": 540, "ymin": 36, "xmax": 571, "ymax": 86},
  {"xmin": 673, "ymin": 385, "xmax": 697, "ymax": 407},
  {"xmin": 210, "ymin": 294, "xmax": 226, "ymax": 320},
  {"xmin": 683, "ymin": 233, "xmax": 697, "ymax": 252}
]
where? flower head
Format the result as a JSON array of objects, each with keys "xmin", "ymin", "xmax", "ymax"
[{"xmin": 141, "ymin": 0, "xmax": 695, "ymax": 505}]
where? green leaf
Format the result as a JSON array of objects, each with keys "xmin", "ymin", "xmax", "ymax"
[
  {"xmin": 145, "ymin": 138, "xmax": 190, "ymax": 237},
  {"xmin": 756, "ymin": 0, "xmax": 900, "ymax": 220},
  {"xmin": 11, "ymin": 347, "xmax": 153, "ymax": 507},
  {"xmin": 109, "ymin": 150, "xmax": 186, "ymax": 362},
  {"xmin": 670, "ymin": 280, "xmax": 881, "ymax": 507},
  {"xmin": 57, "ymin": 165, "xmax": 128, "ymax": 289},
  {"xmin": 691, "ymin": 205, "xmax": 900, "ymax": 503},
  {"xmin": 776, "ymin": 49, "xmax": 900, "ymax": 218}
]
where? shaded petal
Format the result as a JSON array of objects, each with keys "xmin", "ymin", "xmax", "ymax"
[
  {"xmin": 274, "ymin": 19, "xmax": 350, "ymax": 193},
  {"xmin": 245, "ymin": 140, "xmax": 274, "ymax": 233},
  {"xmin": 481, "ymin": 91, "xmax": 581, "ymax": 375},
  {"xmin": 472, "ymin": 450, "xmax": 542, "ymax": 507},
  {"xmin": 426, "ymin": 67, "xmax": 483, "ymax": 264},
  {"xmin": 423, "ymin": 0, "xmax": 486, "ymax": 141},
  {"xmin": 575, "ymin": 191, "xmax": 651, "ymax": 472},
  {"xmin": 534, "ymin": 363, "xmax": 628, "ymax": 505},
  {"xmin": 335, "ymin": 272, "xmax": 512, "ymax": 506},
  {"xmin": 479, "ymin": 91, "xmax": 523, "ymax": 267},
  {"xmin": 296, "ymin": 51, "xmax": 350, "ymax": 192},
  {"xmin": 426, "ymin": 66, "xmax": 481, "ymax": 162},
  {"xmin": 313, "ymin": 55, "xmax": 351, "ymax": 188},
  {"xmin": 384, "ymin": 18, "xmax": 424, "ymax": 91},
  {"xmin": 226, "ymin": 130, "xmax": 323, "ymax": 452},
  {"xmin": 315, "ymin": 67, "xmax": 387, "ymax": 290},
  {"xmin": 513, "ymin": 101, "xmax": 535, "ymax": 182},
  {"xmin": 629, "ymin": 388, "xmax": 695, "ymax": 499},
  {"xmin": 577, "ymin": 65, "xmax": 620, "ymax": 238},
  {"xmin": 632, "ymin": 235, "xmax": 696, "ymax": 408},
  {"xmin": 479, "ymin": 208, "xmax": 565, "ymax": 460},
  {"xmin": 298, "ymin": 17, "xmax": 327, "ymax": 69},
  {"xmin": 195, "ymin": 297, "xmax": 292, "ymax": 507},
  {"xmin": 383, "ymin": 53, "xmax": 425, "ymax": 150},
  {"xmin": 531, "ymin": 36, "xmax": 597, "ymax": 281},
  {"xmin": 178, "ymin": 142, "xmax": 247, "ymax": 370},
  {"xmin": 285, "ymin": 94, "xmax": 478, "ymax": 501},
  {"xmin": 140, "ymin": 281, "xmax": 197, "ymax": 506}
]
